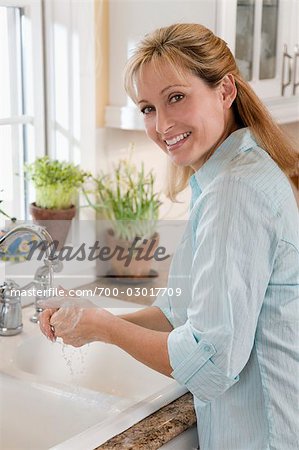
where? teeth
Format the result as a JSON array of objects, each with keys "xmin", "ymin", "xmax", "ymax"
[{"xmin": 165, "ymin": 132, "xmax": 191, "ymax": 146}]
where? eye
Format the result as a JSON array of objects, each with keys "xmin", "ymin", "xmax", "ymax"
[
  {"xmin": 169, "ymin": 94, "xmax": 184, "ymax": 104},
  {"xmin": 141, "ymin": 105, "xmax": 155, "ymax": 115}
]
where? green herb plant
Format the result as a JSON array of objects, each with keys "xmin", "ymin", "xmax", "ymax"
[
  {"xmin": 84, "ymin": 157, "xmax": 161, "ymax": 242},
  {"xmin": 25, "ymin": 156, "xmax": 90, "ymax": 210}
]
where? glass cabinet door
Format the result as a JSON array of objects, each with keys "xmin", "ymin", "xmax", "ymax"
[
  {"xmin": 235, "ymin": 0, "xmax": 255, "ymax": 81},
  {"xmin": 235, "ymin": 0, "xmax": 280, "ymax": 84},
  {"xmin": 234, "ymin": 0, "xmax": 299, "ymax": 100},
  {"xmin": 259, "ymin": 0, "xmax": 279, "ymax": 80}
]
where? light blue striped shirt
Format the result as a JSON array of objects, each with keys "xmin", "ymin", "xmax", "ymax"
[{"xmin": 154, "ymin": 128, "xmax": 299, "ymax": 450}]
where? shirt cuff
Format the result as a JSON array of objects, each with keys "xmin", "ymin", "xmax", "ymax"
[{"xmin": 168, "ymin": 322, "xmax": 239, "ymax": 404}]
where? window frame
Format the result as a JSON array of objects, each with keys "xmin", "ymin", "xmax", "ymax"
[{"xmin": 0, "ymin": 0, "xmax": 46, "ymax": 220}]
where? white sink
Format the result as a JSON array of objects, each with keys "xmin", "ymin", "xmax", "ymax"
[
  {"xmin": 15, "ymin": 335, "xmax": 172, "ymax": 400},
  {"xmin": 0, "ymin": 297, "xmax": 186, "ymax": 450},
  {"xmin": 0, "ymin": 373, "xmax": 111, "ymax": 450}
]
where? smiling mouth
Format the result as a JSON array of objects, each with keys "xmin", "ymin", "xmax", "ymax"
[{"xmin": 164, "ymin": 131, "xmax": 191, "ymax": 148}]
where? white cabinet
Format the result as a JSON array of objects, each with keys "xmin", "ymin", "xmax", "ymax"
[
  {"xmin": 217, "ymin": 0, "xmax": 299, "ymax": 123},
  {"xmin": 105, "ymin": 0, "xmax": 216, "ymax": 129}
]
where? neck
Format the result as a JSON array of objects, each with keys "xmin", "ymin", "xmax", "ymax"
[{"xmin": 191, "ymin": 112, "xmax": 240, "ymax": 171}]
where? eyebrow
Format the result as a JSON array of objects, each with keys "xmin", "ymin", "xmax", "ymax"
[{"xmin": 137, "ymin": 84, "xmax": 188, "ymax": 104}]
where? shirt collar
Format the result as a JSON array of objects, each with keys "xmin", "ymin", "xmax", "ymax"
[{"xmin": 190, "ymin": 127, "xmax": 257, "ymax": 195}]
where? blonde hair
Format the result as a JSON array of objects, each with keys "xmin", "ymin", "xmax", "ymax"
[{"xmin": 124, "ymin": 23, "xmax": 298, "ymax": 200}]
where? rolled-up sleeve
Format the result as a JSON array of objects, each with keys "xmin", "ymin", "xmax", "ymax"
[
  {"xmin": 167, "ymin": 175, "xmax": 280, "ymax": 404},
  {"xmin": 168, "ymin": 322, "xmax": 239, "ymax": 405}
]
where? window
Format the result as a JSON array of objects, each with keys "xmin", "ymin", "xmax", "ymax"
[
  {"xmin": 43, "ymin": 0, "xmax": 95, "ymax": 173},
  {"xmin": 0, "ymin": 0, "xmax": 46, "ymax": 221},
  {"xmin": 44, "ymin": 0, "xmax": 82, "ymax": 164},
  {"xmin": 0, "ymin": 0, "xmax": 96, "ymax": 223}
]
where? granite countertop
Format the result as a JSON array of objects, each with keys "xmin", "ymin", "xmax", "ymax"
[
  {"xmin": 79, "ymin": 258, "xmax": 197, "ymax": 449},
  {"xmin": 96, "ymin": 393, "xmax": 196, "ymax": 449}
]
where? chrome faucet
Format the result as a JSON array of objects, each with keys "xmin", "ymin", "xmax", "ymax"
[{"xmin": 0, "ymin": 224, "xmax": 62, "ymax": 335}]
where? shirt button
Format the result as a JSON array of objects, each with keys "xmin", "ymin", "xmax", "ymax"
[{"xmin": 204, "ymin": 345, "xmax": 211, "ymax": 352}]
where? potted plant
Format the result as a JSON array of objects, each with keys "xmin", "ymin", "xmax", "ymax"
[
  {"xmin": 84, "ymin": 157, "xmax": 161, "ymax": 278},
  {"xmin": 25, "ymin": 156, "xmax": 90, "ymax": 248}
]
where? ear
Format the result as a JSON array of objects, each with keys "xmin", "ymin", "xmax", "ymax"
[{"xmin": 220, "ymin": 74, "xmax": 237, "ymax": 109}]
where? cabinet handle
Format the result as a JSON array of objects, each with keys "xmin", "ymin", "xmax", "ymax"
[
  {"xmin": 281, "ymin": 44, "xmax": 292, "ymax": 96},
  {"xmin": 292, "ymin": 45, "xmax": 299, "ymax": 95}
]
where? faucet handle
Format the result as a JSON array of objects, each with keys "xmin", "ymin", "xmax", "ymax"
[
  {"xmin": 0, "ymin": 279, "xmax": 19, "ymax": 299},
  {"xmin": 0, "ymin": 280, "xmax": 23, "ymax": 336}
]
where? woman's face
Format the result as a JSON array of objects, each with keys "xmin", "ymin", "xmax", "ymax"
[{"xmin": 136, "ymin": 61, "xmax": 237, "ymax": 170}]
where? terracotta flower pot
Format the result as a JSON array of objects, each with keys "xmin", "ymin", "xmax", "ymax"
[
  {"xmin": 29, "ymin": 203, "xmax": 76, "ymax": 250},
  {"xmin": 105, "ymin": 229, "xmax": 159, "ymax": 278}
]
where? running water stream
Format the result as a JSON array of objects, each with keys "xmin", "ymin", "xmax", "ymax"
[{"xmin": 56, "ymin": 338, "xmax": 89, "ymax": 379}]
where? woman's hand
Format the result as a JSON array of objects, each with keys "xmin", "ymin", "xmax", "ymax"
[
  {"xmin": 39, "ymin": 297, "xmax": 172, "ymax": 376},
  {"xmin": 39, "ymin": 307, "xmax": 58, "ymax": 342},
  {"xmin": 39, "ymin": 297, "xmax": 116, "ymax": 347},
  {"xmin": 50, "ymin": 303, "xmax": 114, "ymax": 347},
  {"xmin": 38, "ymin": 286, "xmax": 69, "ymax": 341}
]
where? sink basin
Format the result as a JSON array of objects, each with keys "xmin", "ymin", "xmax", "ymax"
[
  {"xmin": 0, "ymin": 297, "xmax": 186, "ymax": 450},
  {"xmin": 15, "ymin": 335, "xmax": 173, "ymax": 400},
  {"xmin": 0, "ymin": 373, "xmax": 112, "ymax": 450}
]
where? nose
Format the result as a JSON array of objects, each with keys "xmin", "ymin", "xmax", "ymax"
[{"xmin": 155, "ymin": 109, "xmax": 174, "ymax": 135}]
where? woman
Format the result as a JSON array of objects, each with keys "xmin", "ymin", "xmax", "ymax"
[{"xmin": 40, "ymin": 24, "xmax": 299, "ymax": 450}]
